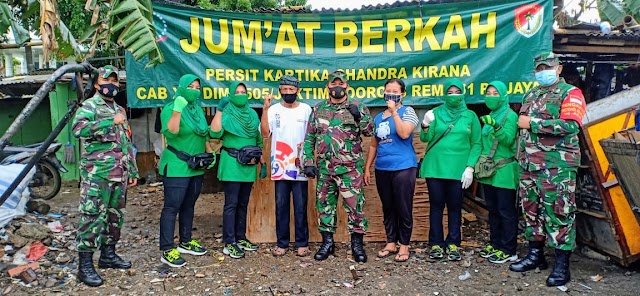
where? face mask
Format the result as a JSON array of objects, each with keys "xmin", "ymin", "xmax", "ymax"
[
  {"xmin": 444, "ymin": 94, "xmax": 464, "ymax": 108},
  {"xmin": 329, "ymin": 86, "xmax": 346, "ymax": 99},
  {"xmin": 383, "ymin": 93, "xmax": 401, "ymax": 103},
  {"xmin": 484, "ymin": 95, "xmax": 502, "ymax": 111},
  {"xmin": 231, "ymin": 94, "xmax": 249, "ymax": 107},
  {"xmin": 535, "ymin": 69, "xmax": 559, "ymax": 87},
  {"xmin": 282, "ymin": 93, "xmax": 297, "ymax": 104},
  {"xmin": 98, "ymin": 83, "xmax": 119, "ymax": 98},
  {"xmin": 180, "ymin": 87, "xmax": 201, "ymax": 103}
]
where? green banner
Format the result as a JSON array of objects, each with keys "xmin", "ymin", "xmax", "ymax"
[{"xmin": 125, "ymin": 0, "xmax": 552, "ymax": 108}]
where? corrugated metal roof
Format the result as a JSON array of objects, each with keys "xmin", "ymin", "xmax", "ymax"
[{"xmin": 557, "ymin": 23, "xmax": 640, "ymax": 40}]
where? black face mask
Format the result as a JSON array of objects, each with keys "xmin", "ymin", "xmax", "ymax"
[
  {"xmin": 282, "ymin": 93, "xmax": 297, "ymax": 104},
  {"xmin": 329, "ymin": 86, "xmax": 346, "ymax": 99},
  {"xmin": 98, "ymin": 83, "xmax": 119, "ymax": 98}
]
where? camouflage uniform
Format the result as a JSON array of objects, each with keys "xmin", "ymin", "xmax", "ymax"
[
  {"xmin": 73, "ymin": 94, "xmax": 139, "ymax": 252},
  {"xmin": 303, "ymin": 98, "xmax": 373, "ymax": 234},
  {"xmin": 518, "ymin": 76, "xmax": 586, "ymax": 251}
]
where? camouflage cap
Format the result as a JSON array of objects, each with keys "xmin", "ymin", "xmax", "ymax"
[
  {"xmin": 533, "ymin": 51, "xmax": 560, "ymax": 68},
  {"xmin": 328, "ymin": 70, "xmax": 347, "ymax": 83},
  {"xmin": 279, "ymin": 75, "xmax": 299, "ymax": 88},
  {"xmin": 98, "ymin": 65, "xmax": 119, "ymax": 79}
]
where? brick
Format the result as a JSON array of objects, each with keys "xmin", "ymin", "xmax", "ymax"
[{"xmin": 7, "ymin": 262, "xmax": 40, "ymax": 277}]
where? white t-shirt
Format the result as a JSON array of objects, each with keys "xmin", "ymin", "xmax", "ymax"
[{"xmin": 268, "ymin": 102, "xmax": 312, "ymax": 181}]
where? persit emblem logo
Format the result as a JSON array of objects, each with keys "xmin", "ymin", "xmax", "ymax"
[{"xmin": 514, "ymin": 3, "xmax": 544, "ymax": 38}]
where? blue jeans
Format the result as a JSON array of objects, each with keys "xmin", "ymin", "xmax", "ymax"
[
  {"xmin": 426, "ymin": 178, "xmax": 464, "ymax": 247},
  {"xmin": 275, "ymin": 180, "xmax": 309, "ymax": 248},
  {"xmin": 222, "ymin": 181, "xmax": 253, "ymax": 244},
  {"xmin": 159, "ymin": 175, "xmax": 203, "ymax": 251}
]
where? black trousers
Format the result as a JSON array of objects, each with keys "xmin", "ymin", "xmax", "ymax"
[
  {"xmin": 483, "ymin": 184, "xmax": 518, "ymax": 255},
  {"xmin": 274, "ymin": 180, "xmax": 309, "ymax": 248},
  {"xmin": 222, "ymin": 181, "xmax": 253, "ymax": 244},
  {"xmin": 375, "ymin": 168, "xmax": 416, "ymax": 245},
  {"xmin": 426, "ymin": 178, "xmax": 464, "ymax": 247},
  {"xmin": 159, "ymin": 175, "xmax": 203, "ymax": 251}
]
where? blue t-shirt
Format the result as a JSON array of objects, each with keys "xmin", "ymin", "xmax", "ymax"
[{"xmin": 374, "ymin": 106, "xmax": 419, "ymax": 171}]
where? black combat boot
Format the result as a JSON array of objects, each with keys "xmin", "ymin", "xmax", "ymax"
[
  {"xmin": 98, "ymin": 244, "xmax": 132, "ymax": 269},
  {"xmin": 77, "ymin": 251, "xmax": 103, "ymax": 287},
  {"xmin": 546, "ymin": 249, "xmax": 571, "ymax": 286},
  {"xmin": 509, "ymin": 241, "xmax": 548, "ymax": 272},
  {"xmin": 314, "ymin": 232, "xmax": 335, "ymax": 261},
  {"xmin": 351, "ymin": 233, "xmax": 367, "ymax": 263}
]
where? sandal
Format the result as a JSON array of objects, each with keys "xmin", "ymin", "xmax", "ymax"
[
  {"xmin": 377, "ymin": 248, "xmax": 398, "ymax": 258},
  {"xmin": 271, "ymin": 247, "xmax": 288, "ymax": 257},
  {"xmin": 296, "ymin": 247, "xmax": 311, "ymax": 257},
  {"xmin": 394, "ymin": 252, "xmax": 410, "ymax": 262}
]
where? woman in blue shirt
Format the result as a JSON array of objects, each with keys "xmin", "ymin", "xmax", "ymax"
[{"xmin": 364, "ymin": 79, "xmax": 419, "ymax": 262}]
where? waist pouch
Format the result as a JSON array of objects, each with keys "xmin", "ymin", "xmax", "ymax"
[
  {"xmin": 223, "ymin": 146, "xmax": 262, "ymax": 165},
  {"xmin": 166, "ymin": 146, "xmax": 216, "ymax": 170},
  {"xmin": 474, "ymin": 155, "xmax": 514, "ymax": 179}
]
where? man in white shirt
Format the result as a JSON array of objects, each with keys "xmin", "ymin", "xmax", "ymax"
[{"xmin": 261, "ymin": 75, "xmax": 312, "ymax": 257}]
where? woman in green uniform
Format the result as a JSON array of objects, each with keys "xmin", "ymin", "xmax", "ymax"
[
  {"xmin": 476, "ymin": 81, "xmax": 520, "ymax": 264},
  {"xmin": 419, "ymin": 78, "xmax": 482, "ymax": 261},
  {"xmin": 210, "ymin": 82, "xmax": 265, "ymax": 259},
  {"xmin": 159, "ymin": 74, "xmax": 212, "ymax": 267}
]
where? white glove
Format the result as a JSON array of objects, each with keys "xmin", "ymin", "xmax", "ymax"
[
  {"xmin": 422, "ymin": 110, "xmax": 435, "ymax": 127},
  {"xmin": 461, "ymin": 167, "xmax": 474, "ymax": 189}
]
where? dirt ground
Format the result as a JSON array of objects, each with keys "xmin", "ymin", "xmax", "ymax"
[{"xmin": 1, "ymin": 183, "xmax": 639, "ymax": 296}]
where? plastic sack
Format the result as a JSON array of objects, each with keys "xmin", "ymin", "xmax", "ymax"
[{"xmin": 0, "ymin": 164, "xmax": 36, "ymax": 228}]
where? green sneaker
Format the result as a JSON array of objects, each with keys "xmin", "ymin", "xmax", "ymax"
[
  {"xmin": 161, "ymin": 248, "xmax": 187, "ymax": 268},
  {"xmin": 237, "ymin": 239, "xmax": 258, "ymax": 251},
  {"xmin": 223, "ymin": 243, "xmax": 245, "ymax": 259},
  {"xmin": 479, "ymin": 244, "xmax": 497, "ymax": 258},
  {"xmin": 446, "ymin": 244, "xmax": 461, "ymax": 261},
  {"xmin": 488, "ymin": 250, "xmax": 518, "ymax": 264},
  {"xmin": 429, "ymin": 245, "xmax": 445, "ymax": 260},
  {"xmin": 177, "ymin": 239, "xmax": 207, "ymax": 256}
]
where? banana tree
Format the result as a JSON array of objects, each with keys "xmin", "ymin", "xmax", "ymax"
[
  {"xmin": 597, "ymin": 0, "xmax": 640, "ymax": 26},
  {"xmin": 0, "ymin": 0, "xmax": 163, "ymax": 68}
]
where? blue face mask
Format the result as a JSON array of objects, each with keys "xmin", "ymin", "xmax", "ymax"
[
  {"xmin": 535, "ymin": 69, "xmax": 558, "ymax": 86},
  {"xmin": 383, "ymin": 93, "xmax": 401, "ymax": 103}
]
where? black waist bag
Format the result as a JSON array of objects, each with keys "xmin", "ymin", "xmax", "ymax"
[
  {"xmin": 223, "ymin": 146, "xmax": 262, "ymax": 165},
  {"xmin": 166, "ymin": 146, "xmax": 215, "ymax": 170}
]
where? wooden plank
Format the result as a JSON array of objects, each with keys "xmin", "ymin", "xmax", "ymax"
[{"xmin": 246, "ymin": 133, "xmax": 446, "ymax": 243}]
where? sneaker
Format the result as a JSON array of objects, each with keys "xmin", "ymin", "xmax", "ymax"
[
  {"xmin": 429, "ymin": 245, "xmax": 445, "ymax": 260},
  {"xmin": 446, "ymin": 244, "xmax": 462, "ymax": 261},
  {"xmin": 161, "ymin": 248, "xmax": 187, "ymax": 268},
  {"xmin": 479, "ymin": 244, "xmax": 497, "ymax": 258},
  {"xmin": 488, "ymin": 250, "xmax": 518, "ymax": 264},
  {"xmin": 177, "ymin": 239, "xmax": 208, "ymax": 256},
  {"xmin": 223, "ymin": 244, "xmax": 245, "ymax": 259},
  {"xmin": 237, "ymin": 239, "xmax": 258, "ymax": 251}
]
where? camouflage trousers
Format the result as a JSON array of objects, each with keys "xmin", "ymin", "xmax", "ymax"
[
  {"xmin": 316, "ymin": 171, "xmax": 368, "ymax": 234},
  {"xmin": 519, "ymin": 167, "xmax": 577, "ymax": 251},
  {"xmin": 76, "ymin": 178, "xmax": 127, "ymax": 251}
]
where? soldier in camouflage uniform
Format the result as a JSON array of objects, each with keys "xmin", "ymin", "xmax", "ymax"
[
  {"xmin": 303, "ymin": 70, "xmax": 374, "ymax": 262},
  {"xmin": 509, "ymin": 52, "xmax": 586, "ymax": 287},
  {"xmin": 72, "ymin": 66, "xmax": 139, "ymax": 287}
]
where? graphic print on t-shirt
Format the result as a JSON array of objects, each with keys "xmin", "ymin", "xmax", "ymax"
[
  {"xmin": 376, "ymin": 121, "xmax": 392, "ymax": 144},
  {"xmin": 271, "ymin": 141, "xmax": 299, "ymax": 180}
]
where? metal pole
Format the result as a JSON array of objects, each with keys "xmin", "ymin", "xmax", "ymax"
[
  {"xmin": 0, "ymin": 63, "xmax": 96, "ymax": 206},
  {"xmin": 0, "ymin": 63, "xmax": 94, "ymax": 151},
  {"xmin": 0, "ymin": 102, "xmax": 80, "ymax": 206}
]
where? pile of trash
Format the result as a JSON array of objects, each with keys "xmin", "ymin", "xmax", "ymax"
[{"xmin": 0, "ymin": 205, "xmax": 78, "ymax": 291}]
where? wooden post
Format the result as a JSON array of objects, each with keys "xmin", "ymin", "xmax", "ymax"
[
  {"xmin": 246, "ymin": 133, "xmax": 443, "ymax": 243},
  {"xmin": 49, "ymin": 82, "xmax": 81, "ymax": 181},
  {"xmin": 584, "ymin": 61, "xmax": 594, "ymax": 103}
]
